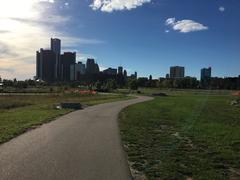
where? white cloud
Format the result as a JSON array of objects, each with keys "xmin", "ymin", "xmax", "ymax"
[
  {"xmin": 166, "ymin": 18, "xmax": 175, "ymax": 25},
  {"xmin": 99, "ymin": 66, "xmax": 107, "ymax": 71},
  {"xmin": 165, "ymin": 18, "xmax": 208, "ymax": 33},
  {"xmin": 39, "ymin": 0, "xmax": 55, "ymax": 3},
  {"xmin": 90, "ymin": 0, "xmax": 151, "ymax": 12},
  {"xmin": 219, "ymin": 6, "xmax": 225, "ymax": 12}
]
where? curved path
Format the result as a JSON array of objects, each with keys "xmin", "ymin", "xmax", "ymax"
[{"xmin": 0, "ymin": 96, "xmax": 153, "ymax": 180}]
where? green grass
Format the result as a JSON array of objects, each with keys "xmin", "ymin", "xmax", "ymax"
[
  {"xmin": 0, "ymin": 93, "xmax": 131, "ymax": 144},
  {"xmin": 119, "ymin": 92, "xmax": 240, "ymax": 180},
  {"xmin": 137, "ymin": 87, "xmax": 237, "ymax": 96}
]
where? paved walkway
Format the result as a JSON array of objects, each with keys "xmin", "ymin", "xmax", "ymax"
[{"xmin": 0, "ymin": 96, "xmax": 153, "ymax": 180}]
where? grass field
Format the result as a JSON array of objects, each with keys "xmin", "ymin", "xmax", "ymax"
[
  {"xmin": 0, "ymin": 93, "xmax": 130, "ymax": 144},
  {"xmin": 119, "ymin": 91, "xmax": 240, "ymax": 180}
]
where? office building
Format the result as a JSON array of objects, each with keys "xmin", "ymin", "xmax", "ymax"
[
  {"xmin": 36, "ymin": 48, "xmax": 57, "ymax": 82},
  {"xmin": 60, "ymin": 52, "xmax": 76, "ymax": 81},
  {"xmin": 135, "ymin": 72, "xmax": 137, "ymax": 78},
  {"xmin": 51, "ymin": 38, "xmax": 61, "ymax": 54},
  {"xmin": 201, "ymin": 67, "xmax": 212, "ymax": 81},
  {"xmin": 86, "ymin": 58, "xmax": 99, "ymax": 74},
  {"xmin": 70, "ymin": 62, "xmax": 86, "ymax": 81},
  {"xmin": 170, "ymin": 66, "xmax": 185, "ymax": 78},
  {"xmin": 103, "ymin": 68, "xmax": 117, "ymax": 75},
  {"xmin": 123, "ymin": 70, "xmax": 127, "ymax": 77},
  {"xmin": 130, "ymin": 72, "xmax": 137, "ymax": 79},
  {"xmin": 118, "ymin": 66, "xmax": 123, "ymax": 75},
  {"xmin": 51, "ymin": 38, "xmax": 61, "ymax": 79},
  {"xmin": 36, "ymin": 51, "xmax": 41, "ymax": 79},
  {"xmin": 200, "ymin": 67, "xmax": 212, "ymax": 88}
]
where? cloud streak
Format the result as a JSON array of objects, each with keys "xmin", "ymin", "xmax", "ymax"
[
  {"xmin": 165, "ymin": 18, "xmax": 208, "ymax": 33},
  {"xmin": 90, "ymin": 0, "xmax": 151, "ymax": 12}
]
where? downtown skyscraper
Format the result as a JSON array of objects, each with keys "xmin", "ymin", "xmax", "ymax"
[
  {"xmin": 170, "ymin": 66, "xmax": 185, "ymax": 79},
  {"xmin": 36, "ymin": 38, "xmax": 76, "ymax": 82},
  {"xmin": 51, "ymin": 38, "xmax": 61, "ymax": 80}
]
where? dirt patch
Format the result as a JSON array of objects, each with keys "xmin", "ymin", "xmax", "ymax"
[
  {"xmin": 231, "ymin": 99, "xmax": 240, "ymax": 106},
  {"xmin": 229, "ymin": 168, "xmax": 240, "ymax": 180},
  {"xmin": 129, "ymin": 161, "xmax": 148, "ymax": 180},
  {"xmin": 232, "ymin": 92, "xmax": 240, "ymax": 97}
]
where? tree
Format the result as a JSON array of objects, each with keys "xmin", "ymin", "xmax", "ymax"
[
  {"xmin": 95, "ymin": 81, "xmax": 102, "ymax": 91},
  {"xmin": 137, "ymin": 77, "xmax": 148, "ymax": 87},
  {"xmin": 106, "ymin": 79, "xmax": 117, "ymax": 91},
  {"xmin": 128, "ymin": 79, "xmax": 138, "ymax": 90},
  {"xmin": 149, "ymin": 75, "xmax": 152, "ymax": 81}
]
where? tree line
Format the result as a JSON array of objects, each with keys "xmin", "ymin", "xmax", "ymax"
[{"xmin": 0, "ymin": 75, "xmax": 240, "ymax": 92}]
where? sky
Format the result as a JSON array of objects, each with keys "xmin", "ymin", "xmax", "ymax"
[{"xmin": 0, "ymin": 0, "xmax": 239, "ymax": 80}]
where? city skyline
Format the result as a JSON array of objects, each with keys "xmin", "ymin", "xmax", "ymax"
[
  {"xmin": 35, "ymin": 37, "xmax": 221, "ymax": 82},
  {"xmin": 0, "ymin": 0, "xmax": 240, "ymax": 80},
  {"xmin": 36, "ymin": 38, "xmax": 133, "ymax": 83}
]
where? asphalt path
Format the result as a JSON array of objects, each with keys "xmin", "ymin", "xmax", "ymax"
[{"xmin": 0, "ymin": 96, "xmax": 153, "ymax": 180}]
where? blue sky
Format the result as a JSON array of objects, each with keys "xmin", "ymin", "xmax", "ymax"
[{"xmin": 0, "ymin": 0, "xmax": 239, "ymax": 79}]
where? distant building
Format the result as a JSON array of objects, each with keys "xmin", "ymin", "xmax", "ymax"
[
  {"xmin": 103, "ymin": 68, "xmax": 117, "ymax": 75},
  {"xmin": 36, "ymin": 49, "xmax": 57, "ymax": 82},
  {"xmin": 51, "ymin": 38, "xmax": 61, "ymax": 54},
  {"xmin": 135, "ymin": 72, "xmax": 138, "ymax": 79},
  {"xmin": 51, "ymin": 38, "xmax": 61, "ymax": 79},
  {"xmin": 118, "ymin": 66, "xmax": 123, "ymax": 75},
  {"xmin": 123, "ymin": 70, "xmax": 127, "ymax": 77},
  {"xmin": 70, "ymin": 62, "xmax": 86, "ymax": 81},
  {"xmin": 130, "ymin": 72, "xmax": 137, "ymax": 79},
  {"xmin": 86, "ymin": 58, "xmax": 99, "ymax": 74},
  {"xmin": 60, "ymin": 52, "xmax": 76, "ymax": 81},
  {"xmin": 166, "ymin": 73, "xmax": 170, "ymax": 79},
  {"xmin": 36, "ymin": 51, "xmax": 41, "ymax": 79},
  {"xmin": 201, "ymin": 67, "xmax": 212, "ymax": 81},
  {"xmin": 170, "ymin": 66, "xmax": 185, "ymax": 78},
  {"xmin": 0, "ymin": 82, "xmax": 3, "ymax": 92},
  {"xmin": 200, "ymin": 67, "xmax": 212, "ymax": 88}
]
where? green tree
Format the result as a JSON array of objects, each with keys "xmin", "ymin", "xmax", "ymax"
[
  {"xmin": 128, "ymin": 79, "xmax": 138, "ymax": 90},
  {"xmin": 106, "ymin": 79, "xmax": 117, "ymax": 91},
  {"xmin": 95, "ymin": 81, "xmax": 102, "ymax": 91}
]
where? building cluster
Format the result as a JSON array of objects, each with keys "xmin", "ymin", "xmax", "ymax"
[
  {"xmin": 36, "ymin": 38, "xmax": 135, "ymax": 83},
  {"xmin": 34, "ymin": 38, "xmax": 239, "ymax": 90},
  {"xmin": 36, "ymin": 38, "xmax": 76, "ymax": 82},
  {"xmin": 165, "ymin": 66, "xmax": 212, "ymax": 81}
]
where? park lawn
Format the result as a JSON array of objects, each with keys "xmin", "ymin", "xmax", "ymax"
[
  {"xmin": 0, "ymin": 93, "xmax": 131, "ymax": 144},
  {"xmin": 119, "ymin": 93, "xmax": 240, "ymax": 180}
]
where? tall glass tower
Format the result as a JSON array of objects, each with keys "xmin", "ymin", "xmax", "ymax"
[
  {"xmin": 51, "ymin": 38, "xmax": 61, "ymax": 80},
  {"xmin": 51, "ymin": 38, "xmax": 61, "ymax": 54}
]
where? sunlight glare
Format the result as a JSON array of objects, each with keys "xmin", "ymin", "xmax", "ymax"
[{"xmin": 0, "ymin": 0, "xmax": 39, "ymax": 19}]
